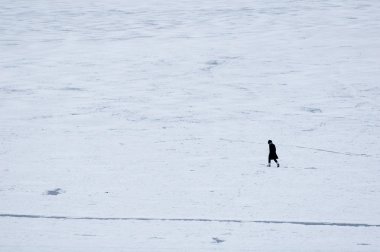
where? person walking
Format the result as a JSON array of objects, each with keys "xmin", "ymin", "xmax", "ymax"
[{"xmin": 267, "ymin": 140, "xmax": 279, "ymax": 167}]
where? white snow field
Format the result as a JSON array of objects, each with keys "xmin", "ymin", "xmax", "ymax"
[{"xmin": 1, "ymin": 0, "xmax": 380, "ymax": 251}]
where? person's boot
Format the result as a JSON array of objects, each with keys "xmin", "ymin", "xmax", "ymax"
[
  {"xmin": 277, "ymin": 163, "xmax": 280, "ymax": 167},
  {"xmin": 267, "ymin": 163, "xmax": 271, "ymax": 167}
]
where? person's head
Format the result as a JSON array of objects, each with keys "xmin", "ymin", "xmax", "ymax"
[{"xmin": 268, "ymin": 140, "xmax": 272, "ymax": 144}]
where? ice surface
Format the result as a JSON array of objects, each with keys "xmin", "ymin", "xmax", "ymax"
[{"xmin": 1, "ymin": 0, "xmax": 380, "ymax": 251}]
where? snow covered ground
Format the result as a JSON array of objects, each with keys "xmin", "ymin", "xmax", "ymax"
[{"xmin": 1, "ymin": 0, "xmax": 380, "ymax": 251}]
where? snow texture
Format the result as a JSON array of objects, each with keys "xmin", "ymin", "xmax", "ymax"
[{"xmin": 1, "ymin": 0, "xmax": 380, "ymax": 251}]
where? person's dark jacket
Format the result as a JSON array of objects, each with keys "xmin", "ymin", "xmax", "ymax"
[{"xmin": 269, "ymin": 143, "xmax": 279, "ymax": 159}]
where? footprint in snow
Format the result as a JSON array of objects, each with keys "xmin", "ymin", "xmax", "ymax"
[
  {"xmin": 46, "ymin": 188, "xmax": 65, "ymax": 196},
  {"xmin": 212, "ymin": 237, "xmax": 225, "ymax": 244}
]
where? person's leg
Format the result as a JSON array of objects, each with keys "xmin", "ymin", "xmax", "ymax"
[
  {"xmin": 267, "ymin": 156, "xmax": 271, "ymax": 167},
  {"xmin": 274, "ymin": 159, "xmax": 280, "ymax": 167}
]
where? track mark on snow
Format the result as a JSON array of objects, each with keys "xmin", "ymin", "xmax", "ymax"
[
  {"xmin": 294, "ymin": 145, "xmax": 372, "ymax": 157},
  {"xmin": 0, "ymin": 214, "xmax": 379, "ymax": 228},
  {"xmin": 212, "ymin": 237, "xmax": 225, "ymax": 243},
  {"xmin": 46, "ymin": 188, "xmax": 64, "ymax": 196},
  {"xmin": 219, "ymin": 138, "xmax": 377, "ymax": 158}
]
